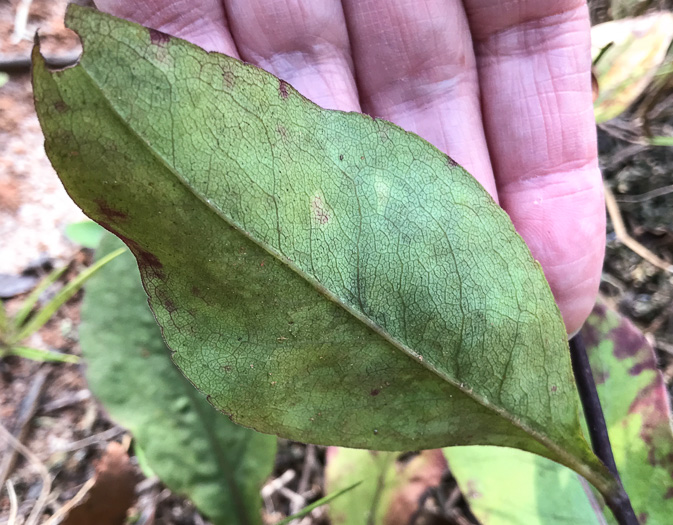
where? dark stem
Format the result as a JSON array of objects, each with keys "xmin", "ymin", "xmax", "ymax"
[{"xmin": 569, "ymin": 333, "xmax": 638, "ymax": 525}]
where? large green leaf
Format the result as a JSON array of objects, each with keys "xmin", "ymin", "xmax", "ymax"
[
  {"xmin": 34, "ymin": 5, "xmax": 614, "ymax": 496},
  {"xmin": 79, "ymin": 233, "xmax": 277, "ymax": 525},
  {"xmin": 444, "ymin": 301, "xmax": 673, "ymax": 525}
]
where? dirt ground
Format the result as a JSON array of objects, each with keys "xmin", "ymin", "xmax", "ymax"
[{"xmin": 1, "ymin": 1, "xmax": 672, "ymax": 524}]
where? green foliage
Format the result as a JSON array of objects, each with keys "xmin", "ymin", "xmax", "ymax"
[
  {"xmin": 325, "ymin": 449, "xmax": 446, "ymax": 525},
  {"xmin": 444, "ymin": 301, "xmax": 673, "ymax": 525},
  {"xmin": 0, "ymin": 248, "xmax": 123, "ymax": 363},
  {"xmin": 31, "ymin": 4, "xmax": 618, "ymax": 498},
  {"xmin": 444, "ymin": 447, "xmax": 603, "ymax": 524},
  {"xmin": 65, "ymin": 220, "xmax": 105, "ymax": 249},
  {"xmin": 80, "ymin": 233, "xmax": 277, "ymax": 525}
]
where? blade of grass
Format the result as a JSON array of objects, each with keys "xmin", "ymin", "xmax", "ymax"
[
  {"xmin": 12, "ymin": 265, "xmax": 69, "ymax": 329},
  {"xmin": 10, "ymin": 247, "xmax": 126, "ymax": 344},
  {"xmin": 648, "ymin": 136, "xmax": 673, "ymax": 146},
  {"xmin": 8, "ymin": 346, "xmax": 80, "ymax": 363},
  {"xmin": 274, "ymin": 481, "xmax": 362, "ymax": 525}
]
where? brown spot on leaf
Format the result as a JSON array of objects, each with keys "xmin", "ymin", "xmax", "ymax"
[
  {"xmin": 629, "ymin": 360, "xmax": 654, "ymax": 376},
  {"xmin": 610, "ymin": 319, "xmax": 647, "ymax": 360},
  {"xmin": 222, "ymin": 70, "xmax": 235, "ymax": 90},
  {"xmin": 54, "ymin": 101, "xmax": 68, "ymax": 113},
  {"xmin": 593, "ymin": 369, "xmax": 609, "ymax": 385},
  {"xmin": 149, "ymin": 28, "xmax": 171, "ymax": 46},
  {"xmin": 638, "ymin": 513, "xmax": 648, "ymax": 524},
  {"xmin": 156, "ymin": 289, "xmax": 177, "ymax": 314},
  {"xmin": 446, "ymin": 154, "xmax": 458, "ymax": 167},
  {"xmin": 311, "ymin": 194, "xmax": 329, "ymax": 225},
  {"xmin": 339, "ymin": 154, "xmax": 343, "ymax": 161},
  {"xmin": 278, "ymin": 79, "xmax": 289, "ymax": 99},
  {"xmin": 95, "ymin": 199, "xmax": 128, "ymax": 221},
  {"xmin": 114, "ymin": 232, "xmax": 166, "ymax": 281},
  {"xmin": 135, "ymin": 248, "xmax": 166, "ymax": 280},
  {"xmin": 370, "ymin": 388, "xmax": 380, "ymax": 396},
  {"xmin": 277, "ymin": 124, "xmax": 288, "ymax": 141},
  {"xmin": 665, "ymin": 487, "xmax": 673, "ymax": 499},
  {"xmin": 551, "ymin": 385, "xmax": 557, "ymax": 392}
]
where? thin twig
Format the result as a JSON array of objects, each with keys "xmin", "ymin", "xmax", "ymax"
[
  {"xmin": 569, "ymin": 334, "xmax": 637, "ymax": 525},
  {"xmin": 0, "ymin": 369, "xmax": 49, "ymax": 488},
  {"xmin": 0, "ymin": 50, "xmax": 82, "ymax": 73},
  {"xmin": 605, "ymin": 182, "xmax": 673, "ymax": 273},
  {"xmin": 41, "ymin": 389, "xmax": 91, "ymax": 413},
  {"xmin": 6, "ymin": 480, "xmax": 18, "ymax": 525},
  {"xmin": 262, "ymin": 469, "xmax": 296, "ymax": 516},
  {"xmin": 615, "ymin": 184, "xmax": 673, "ymax": 203},
  {"xmin": 0, "ymin": 421, "xmax": 51, "ymax": 525},
  {"xmin": 10, "ymin": 0, "xmax": 33, "ymax": 44},
  {"xmin": 43, "ymin": 477, "xmax": 96, "ymax": 525},
  {"xmin": 296, "ymin": 445, "xmax": 316, "ymax": 498},
  {"xmin": 655, "ymin": 340, "xmax": 673, "ymax": 357},
  {"xmin": 55, "ymin": 426, "xmax": 124, "ymax": 452}
]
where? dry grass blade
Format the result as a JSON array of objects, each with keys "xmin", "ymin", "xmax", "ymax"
[
  {"xmin": 604, "ymin": 182, "xmax": 673, "ymax": 273},
  {"xmin": 614, "ymin": 184, "xmax": 673, "ymax": 203},
  {"xmin": 0, "ymin": 370, "xmax": 49, "ymax": 489},
  {"xmin": 6, "ymin": 480, "xmax": 18, "ymax": 525},
  {"xmin": 43, "ymin": 477, "xmax": 96, "ymax": 525},
  {"xmin": 0, "ymin": 421, "xmax": 52, "ymax": 525}
]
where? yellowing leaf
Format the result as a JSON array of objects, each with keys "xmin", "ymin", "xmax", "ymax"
[{"xmin": 592, "ymin": 13, "xmax": 673, "ymax": 123}]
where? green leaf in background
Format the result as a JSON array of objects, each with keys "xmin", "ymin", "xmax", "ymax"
[
  {"xmin": 444, "ymin": 447, "xmax": 605, "ymax": 525},
  {"xmin": 80, "ymin": 233, "xmax": 277, "ymax": 525},
  {"xmin": 34, "ymin": 5, "xmax": 614, "ymax": 498},
  {"xmin": 325, "ymin": 448, "xmax": 446, "ymax": 525},
  {"xmin": 65, "ymin": 220, "xmax": 105, "ymax": 249},
  {"xmin": 444, "ymin": 300, "xmax": 673, "ymax": 525}
]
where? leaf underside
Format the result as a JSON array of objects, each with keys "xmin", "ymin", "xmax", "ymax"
[{"xmin": 33, "ymin": 4, "xmax": 612, "ymax": 491}]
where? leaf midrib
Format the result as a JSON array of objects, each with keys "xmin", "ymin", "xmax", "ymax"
[{"xmin": 181, "ymin": 381, "xmax": 254, "ymax": 525}]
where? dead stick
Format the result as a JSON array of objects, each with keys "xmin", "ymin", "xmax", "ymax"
[
  {"xmin": 604, "ymin": 182, "xmax": 672, "ymax": 273},
  {"xmin": 0, "ymin": 369, "xmax": 48, "ymax": 488},
  {"xmin": 0, "ymin": 421, "xmax": 52, "ymax": 525}
]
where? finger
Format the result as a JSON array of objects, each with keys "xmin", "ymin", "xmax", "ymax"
[
  {"xmin": 223, "ymin": 0, "xmax": 360, "ymax": 111},
  {"xmin": 464, "ymin": 1, "xmax": 604, "ymax": 334},
  {"xmin": 94, "ymin": 0, "xmax": 239, "ymax": 56},
  {"xmin": 341, "ymin": 0, "xmax": 497, "ymax": 198}
]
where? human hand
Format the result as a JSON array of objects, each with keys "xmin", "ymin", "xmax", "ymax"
[{"xmin": 95, "ymin": 0, "xmax": 604, "ymax": 336}]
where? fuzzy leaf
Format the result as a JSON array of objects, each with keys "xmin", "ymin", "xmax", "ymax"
[
  {"xmin": 80, "ymin": 234, "xmax": 277, "ymax": 525},
  {"xmin": 34, "ymin": 5, "xmax": 614, "ymax": 494}
]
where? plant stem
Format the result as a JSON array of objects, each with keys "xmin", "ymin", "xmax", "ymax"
[{"xmin": 569, "ymin": 333, "xmax": 638, "ymax": 525}]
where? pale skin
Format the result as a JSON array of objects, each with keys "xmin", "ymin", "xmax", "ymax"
[{"xmin": 96, "ymin": 0, "xmax": 605, "ymax": 336}]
